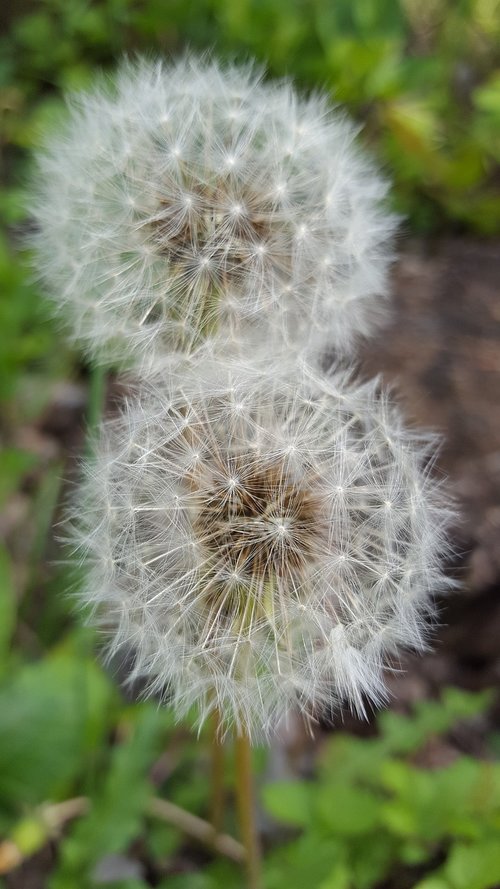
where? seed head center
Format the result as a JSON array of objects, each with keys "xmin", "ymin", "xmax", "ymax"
[{"xmin": 192, "ymin": 457, "xmax": 322, "ymax": 584}]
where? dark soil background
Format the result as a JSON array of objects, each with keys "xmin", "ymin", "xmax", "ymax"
[{"xmin": 362, "ymin": 238, "xmax": 500, "ymax": 713}]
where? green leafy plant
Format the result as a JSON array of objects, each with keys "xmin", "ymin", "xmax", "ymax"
[{"xmin": 263, "ymin": 689, "xmax": 498, "ymax": 889}]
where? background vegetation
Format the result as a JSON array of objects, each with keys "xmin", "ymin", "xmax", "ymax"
[{"xmin": 0, "ymin": 1, "xmax": 499, "ymax": 887}]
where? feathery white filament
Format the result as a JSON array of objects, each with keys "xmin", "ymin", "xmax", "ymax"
[
  {"xmin": 31, "ymin": 56, "xmax": 397, "ymax": 365},
  {"xmin": 70, "ymin": 355, "xmax": 453, "ymax": 738}
]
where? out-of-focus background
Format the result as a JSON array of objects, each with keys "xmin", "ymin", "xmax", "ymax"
[{"xmin": 1, "ymin": 2, "xmax": 500, "ymax": 888}]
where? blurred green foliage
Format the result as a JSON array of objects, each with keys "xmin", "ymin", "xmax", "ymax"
[
  {"xmin": 1, "ymin": 0, "xmax": 500, "ymax": 234},
  {"xmin": 1, "ymin": 675, "xmax": 495, "ymax": 887},
  {"xmin": 263, "ymin": 689, "xmax": 499, "ymax": 889}
]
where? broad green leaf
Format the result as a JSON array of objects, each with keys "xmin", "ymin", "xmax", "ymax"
[
  {"xmin": 0, "ymin": 649, "xmax": 114, "ymax": 809},
  {"xmin": 317, "ymin": 782, "xmax": 380, "ymax": 836},
  {"xmin": 445, "ymin": 840, "xmax": 500, "ymax": 889},
  {"xmin": 266, "ymin": 835, "xmax": 345, "ymax": 889},
  {"xmin": 261, "ymin": 780, "xmax": 314, "ymax": 827},
  {"xmin": 319, "ymin": 735, "xmax": 387, "ymax": 785},
  {"xmin": 381, "ymin": 756, "xmax": 500, "ymax": 843}
]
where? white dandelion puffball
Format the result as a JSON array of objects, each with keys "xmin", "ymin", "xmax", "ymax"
[
  {"xmin": 31, "ymin": 56, "xmax": 397, "ymax": 365},
  {"xmin": 72, "ymin": 354, "xmax": 453, "ymax": 739}
]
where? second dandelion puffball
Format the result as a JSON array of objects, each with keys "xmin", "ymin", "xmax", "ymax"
[
  {"xmin": 31, "ymin": 57, "xmax": 397, "ymax": 365},
  {"xmin": 71, "ymin": 355, "xmax": 453, "ymax": 739}
]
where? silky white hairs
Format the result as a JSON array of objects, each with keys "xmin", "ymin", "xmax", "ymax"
[
  {"xmin": 30, "ymin": 56, "xmax": 397, "ymax": 366},
  {"xmin": 69, "ymin": 353, "xmax": 453, "ymax": 739}
]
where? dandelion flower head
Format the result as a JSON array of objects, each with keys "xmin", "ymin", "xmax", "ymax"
[
  {"xmin": 72, "ymin": 354, "xmax": 453, "ymax": 738},
  {"xmin": 31, "ymin": 57, "xmax": 397, "ymax": 365}
]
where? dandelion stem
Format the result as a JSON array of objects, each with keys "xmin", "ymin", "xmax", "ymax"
[
  {"xmin": 210, "ymin": 708, "xmax": 226, "ymax": 834},
  {"xmin": 85, "ymin": 363, "xmax": 107, "ymax": 458},
  {"xmin": 234, "ymin": 728, "xmax": 263, "ymax": 889}
]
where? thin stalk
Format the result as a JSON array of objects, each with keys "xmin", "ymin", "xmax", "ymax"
[
  {"xmin": 149, "ymin": 797, "xmax": 245, "ymax": 863},
  {"xmin": 234, "ymin": 728, "xmax": 263, "ymax": 889},
  {"xmin": 85, "ymin": 363, "xmax": 107, "ymax": 459},
  {"xmin": 210, "ymin": 708, "xmax": 226, "ymax": 834}
]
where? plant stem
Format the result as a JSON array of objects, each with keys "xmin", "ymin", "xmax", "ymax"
[
  {"xmin": 234, "ymin": 728, "xmax": 263, "ymax": 889},
  {"xmin": 211, "ymin": 708, "xmax": 226, "ymax": 834},
  {"xmin": 148, "ymin": 797, "xmax": 245, "ymax": 863},
  {"xmin": 85, "ymin": 363, "xmax": 107, "ymax": 458}
]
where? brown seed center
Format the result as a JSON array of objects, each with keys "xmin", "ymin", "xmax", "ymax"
[{"xmin": 192, "ymin": 458, "xmax": 323, "ymax": 583}]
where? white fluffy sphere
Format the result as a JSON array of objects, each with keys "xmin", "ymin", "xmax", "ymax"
[
  {"xmin": 31, "ymin": 57, "xmax": 397, "ymax": 365},
  {"xmin": 70, "ymin": 354, "xmax": 453, "ymax": 739}
]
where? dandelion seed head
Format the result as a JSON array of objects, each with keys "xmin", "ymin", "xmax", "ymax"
[
  {"xmin": 31, "ymin": 56, "xmax": 398, "ymax": 366},
  {"xmin": 71, "ymin": 354, "xmax": 454, "ymax": 739}
]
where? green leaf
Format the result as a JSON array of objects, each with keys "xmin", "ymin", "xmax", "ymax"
[
  {"xmin": 378, "ymin": 689, "xmax": 492, "ymax": 755},
  {"xmin": 474, "ymin": 72, "xmax": 500, "ymax": 118},
  {"xmin": 445, "ymin": 840, "xmax": 500, "ymax": 889},
  {"xmin": 320, "ymin": 735, "xmax": 386, "ymax": 785},
  {"xmin": 0, "ymin": 649, "xmax": 114, "ymax": 810},
  {"xmin": 381, "ymin": 755, "xmax": 500, "ymax": 844},
  {"xmin": 262, "ymin": 780, "xmax": 314, "ymax": 827},
  {"xmin": 318, "ymin": 861, "xmax": 351, "ymax": 889},
  {"xmin": 317, "ymin": 782, "xmax": 380, "ymax": 836},
  {"xmin": 440, "ymin": 688, "xmax": 493, "ymax": 721},
  {"xmin": 266, "ymin": 835, "xmax": 345, "ymax": 889}
]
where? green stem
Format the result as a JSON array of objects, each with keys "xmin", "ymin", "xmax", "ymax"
[
  {"xmin": 85, "ymin": 363, "xmax": 107, "ymax": 458},
  {"xmin": 149, "ymin": 797, "xmax": 245, "ymax": 863},
  {"xmin": 210, "ymin": 709, "xmax": 226, "ymax": 834},
  {"xmin": 234, "ymin": 728, "xmax": 263, "ymax": 889}
]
